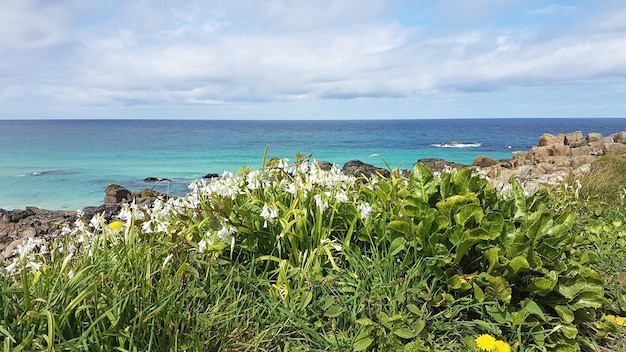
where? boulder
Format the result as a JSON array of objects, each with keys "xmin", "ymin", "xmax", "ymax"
[
  {"xmin": 473, "ymin": 156, "xmax": 498, "ymax": 168},
  {"xmin": 416, "ymin": 158, "xmax": 466, "ymax": 173},
  {"xmin": 587, "ymin": 132, "xmax": 604, "ymax": 143},
  {"xmin": 561, "ymin": 131, "xmax": 584, "ymax": 146},
  {"xmin": 342, "ymin": 160, "xmax": 390, "ymax": 178},
  {"xmin": 611, "ymin": 131, "xmax": 626, "ymax": 144},
  {"xmin": 315, "ymin": 161, "xmax": 334, "ymax": 171},
  {"xmin": 202, "ymin": 173, "xmax": 219, "ymax": 179},
  {"xmin": 104, "ymin": 184, "xmax": 132, "ymax": 205},
  {"xmin": 603, "ymin": 143, "xmax": 626, "ymax": 155},
  {"xmin": 539, "ymin": 133, "xmax": 563, "ymax": 146}
]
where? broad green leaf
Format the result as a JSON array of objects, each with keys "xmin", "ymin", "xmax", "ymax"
[
  {"xmin": 569, "ymin": 292, "xmax": 605, "ymax": 310},
  {"xmin": 355, "ymin": 318, "xmax": 376, "ymax": 326},
  {"xmin": 508, "ymin": 256, "xmax": 530, "ymax": 275},
  {"xmin": 393, "ymin": 327, "xmax": 418, "ymax": 339},
  {"xmin": 455, "ymin": 203, "xmax": 484, "ymax": 227},
  {"xmin": 473, "ymin": 282, "xmax": 485, "ymax": 302},
  {"xmin": 522, "ymin": 299, "xmax": 547, "ymax": 322},
  {"xmin": 482, "ymin": 212, "xmax": 505, "ymax": 238},
  {"xmin": 557, "ymin": 324, "xmax": 578, "ymax": 339},
  {"xmin": 325, "ymin": 305, "xmax": 343, "ymax": 318},
  {"xmin": 387, "ymin": 220, "xmax": 411, "ymax": 237},
  {"xmin": 410, "ymin": 163, "xmax": 437, "ymax": 202},
  {"xmin": 511, "ymin": 178, "xmax": 527, "ymax": 218},
  {"xmin": 388, "ymin": 237, "xmax": 407, "ymax": 257},
  {"xmin": 486, "ymin": 276, "xmax": 512, "ymax": 303},
  {"xmin": 353, "ymin": 329, "xmax": 374, "ymax": 351},
  {"xmin": 484, "ymin": 247, "xmax": 501, "ymax": 273},
  {"xmin": 554, "ymin": 305, "xmax": 575, "ymax": 324}
]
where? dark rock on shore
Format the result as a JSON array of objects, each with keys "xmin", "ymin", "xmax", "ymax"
[
  {"xmin": 1, "ymin": 207, "xmax": 78, "ymax": 260},
  {"xmin": 202, "ymin": 173, "xmax": 220, "ymax": 179},
  {"xmin": 104, "ymin": 184, "xmax": 172, "ymax": 205},
  {"xmin": 342, "ymin": 160, "xmax": 390, "ymax": 178},
  {"xmin": 417, "ymin": 158, "xmax": 467, "ymax": 172}
]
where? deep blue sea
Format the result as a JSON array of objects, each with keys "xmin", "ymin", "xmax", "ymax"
[{"xmin": 1, "ymin": 118, "xmax": 625, "ymax": 210}]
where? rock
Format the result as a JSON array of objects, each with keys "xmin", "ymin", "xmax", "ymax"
[
  {"xmin": 587, "ymin": 132, "xmax": 604, "ymax": 143},
  {"xmin": 611, "ymin": 131, "xmax": 626, "ymax": 144},
  {"xmin": 473, "ymin": 156, "xmax": 498, "ymax": 168},
  {"xmin": 342, "ymin": 160, "xmax": 390, "ymax": 178},
  {"xmin": 539, "ymin": 133, "xmax": 563, "ymax": 146},
  {"xmin": 104, "ymin": 184, "xmax": 132, "ymax": 205},
  {"xmin": 417, "ymin": 158, "xmax": 466, "ymax": 173},
  {"xmin": 144, "ymin": 177, "xmax": 171, "ymax": 182},
  {"xmin": 562, "ymin": 131, "xmax": 584, "ymax": 146},
  {"xmin": 603, "ymin": 143, "xmax": 626, "ymax": 155},
  {"xmin": 202, "ymin": 173, "xmax": 219, "ymax": 179},
  {"xmin": 315, "ymin": 161, "xmax": 334, "ymax": 171}
]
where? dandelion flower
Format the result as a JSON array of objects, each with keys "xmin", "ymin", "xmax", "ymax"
[
  {"xmin": 494, "ymin": 340, "xmax": 511, "ymax": 352},
  {"xmin": 109, "ymin": 220, "xmax": 123, "ymax": 231},
  {"xmin": 475, "ymin": 334, "xmax": 497, "ymax": 351},
  {"xmin": 604, "ymin": 315, "xmax": 626, "ymax": 327}
]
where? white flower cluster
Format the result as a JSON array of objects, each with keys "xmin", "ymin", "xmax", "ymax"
[{"xmin": 4, "ymin": 237, "xmax": 46, "ymax": 276}]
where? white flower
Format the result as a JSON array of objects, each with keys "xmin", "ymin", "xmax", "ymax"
[
  {"xmin": 198, "ymin": 239, "xmax": 208, "ymax": 254},
  {"xmin": 357, "ymin": 203, "xmax": 372, "ymax": 219},
  {"xmin": 26, "ymin": 261, "xmax": 42, "ymax": 272},
  {"xmin": 314, "ymin": 194, "xmax": 327, "ymax": 212},
  {"xmin": 217, "ymin": 226, "xmax": 237, "ymax": 243},
  {"xmin": 68, "ymin": 270, "xmax": 75, "ymax": 280},
  {"xmin": 335, "ymin": 191, "xmax": 349, "ymax": 203},
  {"xmin": 5, "ymin": 259, "xmax": 18, "ymax": 274},
  {"xmin": 285, "ymin": 183, "xmax": 298, "ymax": 195},
  {"xmin": 118, "ymin": 206, "xmax": 133, "ymax": 224}
]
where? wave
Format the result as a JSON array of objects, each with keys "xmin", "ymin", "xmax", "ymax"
[{"xmin": 431, "ymin": 142, "xmax": 481, "ymax": 148}]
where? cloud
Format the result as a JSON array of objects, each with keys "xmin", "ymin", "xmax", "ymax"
[{"xmin": 1, "ymin": 1, "xmax": 626, "ymax": 118}]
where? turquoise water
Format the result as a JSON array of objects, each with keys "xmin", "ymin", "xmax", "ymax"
[{"xmin": 1, "ymin": 118, "xmax": 625, "ymax": 210}]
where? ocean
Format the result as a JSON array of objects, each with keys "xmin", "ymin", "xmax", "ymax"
[{"xmin": 1, "ymin": 118, "xmax": 625, "ymax": 210}]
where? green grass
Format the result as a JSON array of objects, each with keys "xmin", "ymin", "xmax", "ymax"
[
  {"xmin": 578, "ymin": 153, "xmax": 626, "ymax": 204},
  {"xmin": 1, "ymin": 156, "xmax": 626, "ymax": 351}
]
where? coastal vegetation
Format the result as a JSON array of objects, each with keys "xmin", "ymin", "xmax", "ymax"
[{"xmin": 1, "ymin": 153, "xmax": 625, "ymax": 351}]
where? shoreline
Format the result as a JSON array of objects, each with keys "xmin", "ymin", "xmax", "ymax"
[{"xmin": 2, "ymin": 129, "xmax": 626, "ymax": 261}]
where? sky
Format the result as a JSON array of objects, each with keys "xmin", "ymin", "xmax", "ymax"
[{"xmin": 1, "ymin": 0, "xmax": 625, "ymax": 120}]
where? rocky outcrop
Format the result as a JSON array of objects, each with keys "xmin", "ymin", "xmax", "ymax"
[
  {"xmin": 479, "ymin": 131, "xmax": 626, "ymax": 193},
  {"xmin": 342, "ymin": 160, "xmax": 390, "ymax": 178},
  {"xmin": 417, "ymin": 158, "xmax": 467, "ymax": 173},
  {"xmin": 104, "ymin": 184, "xmax": 171, "ymax": 205}
]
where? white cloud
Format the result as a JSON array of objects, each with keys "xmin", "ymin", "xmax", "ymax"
[{"xmin": 1, "ymin": 1, "xmax": 626, "ymax": 118}]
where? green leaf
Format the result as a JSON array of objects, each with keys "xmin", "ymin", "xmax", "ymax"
[
  {"xmin": 486, "ymin": 276, "xmax": 512, "ymax": 303},
  {"xmin": 557, "ymin": 324, "xmax": 578, "ymax": 339},
  {"xmin": 473, "ymin": 282, "xmax": 485, "ymax": 302},
  {"xmin": 569, "ymin": 292, "xmax": 604, "ymax": 310},
  {"xmin": 522, "ymin": 299, "xmax": 547, "ymax": 322},
  {"xmin": 325, "ymin": 305, "xmax": 343, "ymax": 318},
  {"xmin": 529, "ymin": 271, "xmax": 558, "ymax": 296},
  {"xmin": 393, "ymin": 327, "xmax": 418, "ymax": 339},
  {"xmin": 508, "ymin": 256, "xmax": 530, "ymax": 275},
  {"xmin": 484, "ymin": 247, "xmax": 501, "ymax": 273},
  {"xmin": 353, "ymin": 329, "xmax": 374, "ymax": 351},
  {"xmin": 554, "ymin": 305, "xmax": 575, "ymax": 324},
  {"xmin": 355, "ymin": 318, "xmax": 376, "ymax": 326},
  {"xmin": 388, "ymin": 237, "xmax": 407, "ymax": 257},
  {"xmin": 511, "ymin": 178, "xmax": 527, "ymax": 218},
  {"xmin": 410, "ymin": 163, "xmax": 437, "ymax": 202},
  {"xmin": 455, "ymin": 204, "xmax": 484, "ymax": 227},
  {"xmin": 387, "ymin": 220, "xmax": 410, "ymax": 237}
]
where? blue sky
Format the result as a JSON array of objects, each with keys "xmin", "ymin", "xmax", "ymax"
[{"xmin": 1, "ymin": 0, "xmax": 625, "ymax": 119}]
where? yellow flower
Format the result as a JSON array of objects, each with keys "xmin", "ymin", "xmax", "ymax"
[
  {"xmin": 494, "ymin": 340, "xmax": 511, "ymax": 352},
  {"xmin": 475, "ymin": 334, "xmax": 497, "ymax": 351},
  {"xmin": 604, "ymin": 314, "xmax": 626, "ymax": 327},
  {"xmin": 109, "ymin": 220, "xmax": 123, "ymax": 231}
]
